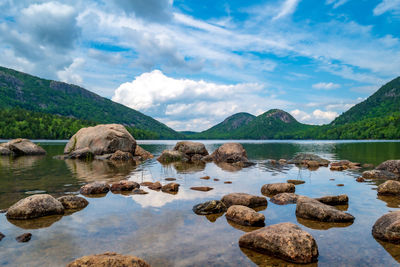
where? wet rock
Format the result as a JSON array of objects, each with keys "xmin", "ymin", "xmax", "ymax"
[
  {"xmin": 110, "ymin": 181, "xmax": 139, "ymax": 192},
  {"xmin": 214, "ymin": 178, "xmax": 220, "ymax": 181},
  {"xmin": 270, "ymin": 193, "xmax": 299, "ymax": 205},
  {"xmin": 64, "ymin": 124, "xmax": 136, "ymax": 156},
  {"xmin": 134, "ymin": 145, "xmax": 153, "ymax": 160},
  {"xmin": 211, "ymin": 143, "xmax": 250, "ymax": 164},
  {"xmin": 289, "ymin": 153, "xmax": 330, "ymax": 166},
  {"xmin": 0, "ymin": 208, "xmax": 8, "ymax": 213},
  {"xmin": 57, "ymin": 196, "xmax": 89, "ymax": 209},
  {"xmin": 226, "ymin": 205, "xmax": 265, "ymax": 226},
  {"xmin": 261, "ymin": 183, "xmax": 295, "ymax": 196},
  {"xmin": 296, "ymin": 197, "xmax": 354, "ymax": 222},
  {"xmin": 16, "ymin": 233, "xmax": 32, "ymax": 243},
  {"xmin": 221, "ymin": 193, "xmax": 268, "ymax": 208},
  {"xmin": 330, "ymin": 165, "xmax": 344, "ymax": 171},
  {"xmin": 165, "ymin": 178, "xmax": 176, "ymax": 181},
  {"xmin": 307, "ymin": 161, "xmax": 320, "ymax": 168},
  {"xmin": 337, "ymin": 184, "xmax": 344, "ymax": 187},
  {"xmin": 286, "ymin": 179, "xmax": 305, "ymax": 185},
  {"xmin": 67, "ymin": 252, "xmax": 150, "ymax": 267},
  {"xmin": 140, "ymin": 182, "xmax": 154, "ymax": 187},
  {"xmin": 80, "ymin": 182, "xmax": 110, "ymax": 195},
  {"xmin": 329, "ymin": 178, "xmax": 335, "ymax": 181},
  {"xmin": 148, "ymin": 181, "xmax": 162, "ymax": 190},
  {"xmin": 239, "ymin": 222, "xmax": 319, "ymax": 264},
  {"xmin": 0, "ymin": 143, "xmax": 13, "ymax": 155},
  {"xmin": 7, "ymin": 139, "xmax": 46, "ymax": 155},
  {"xmin": 270, "ymin": 159, "xmax": 277, "ymax": 164},
  {"xmin": 362, "ymin": 170, "xmax": 399, "ymax": 180},
  {"xmin": 224, "ymin": 181, "xmax": 232, "ymax": 184},
  {"xmin": 200, "ymin": 176, "xmax": 210, "ymax": 180},
  {"xmin": 132, "ymin": 189, "xmax": 148, "ymax": 195},
  {"xmin": 190, "ymin": 186, "xmax": 213, "ymax": 192},
  {"xmin": 192, "ymin": 200, "xmax": 227, "ymax": 215},
  {"xmin": 174, "ymin": 141, "xmax": 209, "ymax": 157},
  {"xmin": 0, "ymin": 232, "xmax": 4, "ymax": 241},
  {"xmin": 376, "ymin": 160, "xmax": 400, "ymax": 176},
  {"xmin": 372, "ymin": 211, "xmax": 400, "ymax": 243},
  {"xmin": 161, "ymin": 182, "xmax": 180, "ymax": 193},
  {"xmin": 157, "ymin": 150, "xmax": 188, "ymax": 163},
  {"xmin": 67, "ymin": 147, "xmax": 94, "ymax": 160},
  {"xmin": 6, "ymin": 194, "xmax": 64, "ymax": 220},
  {"xmin": 377, "ymin": 180, "xmax": 400, "ymax": 195},
  {"xmin": 356, "ymin": 177, "xmax": 365, "ymax": 182},
  {"xmin": 201, "ymin": 155, "xmax": 213, "ymax": 162},
  {"xmin": 278, "ymin": 159, "xmax": 287, "ymax": 164},
  {"xmin": 191, "ymin": 154, "xmax": 203, "ymax": 162},
  {"xmin": 315, "ymin": 194, "xmax": 348, "ymax": 205},
  {"xmin": 362, "ymin": 163, "xmax": 374, "ymax": 168},
  {"xmin": 110, "ymin": 150, "xmax": 133, "ymax": 161}
]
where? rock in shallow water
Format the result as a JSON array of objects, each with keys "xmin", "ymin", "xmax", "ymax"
[
  {"xmin": 80, "ymin": 182, "xmax": 110, "ymax": 195},
  {"xmin": 148, "ymin": 181, "xmax": 162, "ymax": 191},
  {"xmin": 57, "ymin": 196, "xmax": 89, "ymax": 209},
  {"xmin": 296, "ymin": 197, "xmax": 354, "ymax": 222},
  {"xmin": 372, "ymin": 211, "xmax": 400, "ymax": 243},
  {"xmin": 16, "ymin": 233, "xmax": 32, "ymax": 243},
  {"xmin": 211, "ymin": 143, "xmax": 250, "ymax": 164},
  {"xmin": 362, "ymin": 170, "xmax": 399, "ymax": 180},
  {"xmin": 376, "ymin": 160, "xmax": 400, "ymax": 176},
  {"xmin": 315, "ymin": 194, "xmax": 349, "ymax": 205},
  {"xmin": 6, "ymin": 194, "xmax": 64, "ymax": 220},
  {"xmin": 270, "ymin": 193, "xmax": 299, "ymax": 205},
  {"xmin": 377, "ymin": 180, "xmax": 400, "ymax": 195},
  {"xmin": 110, "ymin": 181, "xmax": 140, "ymax": 192},
  {"xmin": 221, "ymin": 193, "xmax": 268, "ymax": 208},
  {"xmin": 192, "ymin": 200, "xmax": 227, "ymax": 215},
  {"xmin": 261, "ymin": 183, "xmax": 295, "ymax": 196},
  {"xmin": 0, "ymin": 232, "xmax": 4, "ymax": 241},
  {"xmin": 7, "ymin": 139, "xmax": 46, "ymax": 155},
  {"xmin": 190, "ymin": 186, "xmax": 213, "ymax": 192},
  {"xmin": 67, "ymin": 252, "xmax": 150, "ymax": 267},
  {"xmin": 239, "ymin": 222, "xmax": 319, "ymax": 264},
  {"xmin": 226, "ymin": 205, "xmax": 265, "ymax": 226},
  {"xmin": 287, "ymin": 179, "xmax": 305, "ymax": 185},
  {"xmin": 161, "ymin": 182, "xmax": 180, "ymax": 193},
  {"xmin": 132, "ymin": 189, "xmax": 148, "ymax": 195}
]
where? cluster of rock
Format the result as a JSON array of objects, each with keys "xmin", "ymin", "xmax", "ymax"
[
  {"xmin": 362, "ymin": 160, "xmax": 400, "ymax": 180},
  {"xmin": 330, "ymin": 160, "xmax": 361, "ymax": 171},
  {"xmin": 0, "ymin": 139, "xmax": 46, "ymax": 156},
  {"xmin": 288, "ymin": 153, "xmax": 330, "ymax": 167}
]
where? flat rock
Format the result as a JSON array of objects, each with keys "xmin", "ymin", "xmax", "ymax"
[
  {"xmin": 192, "ymin": 200, "xmax": 227, "ymax": 215},
  {"xmin": 372, "ymin": 211, "xmax": 400, "ymax": 243},
  {"xmin": 190, "ymin": 186, "xmax": 213, "ymax": 192},
  {"xmin": 377, "ymin": 180, "xmax": 400, "ymax": 195},
  {"xmin": 165, "ymin": 178, "xmax": 176, "ymax": 181},
  {"xmin": 315, "ymin": 194, "xmax": 349, "ymax": 205},
  {"xmin": 161, "ymin": 182, "xmax": 180, "ymax": 193},
  {"xmin": 270, "ymin": 193, "xmax": 299, "ymax": 205},
  {"xmin": 362, "ymin": 170, "xmax": 399, "ymax": 180},
  {"xmin": 224, "ymin": 181, "xmax": 232, "ymax": 184},
  {"xmin": 80, "ymin": 182, "xmax": 110, "ymax": 195},
  {"xmin": 132, "ymin": 189, "xmax": 148, "ymax": 195},
  {"xmin": 296, "ymin": 197, "xmax": 354, "ymax": 222},
  {"xmin": 211, "ymin": 143, "xmax": 249, "ymax": 163},
  {"xmin": 287, "ymin": 179, "xmax": 305, "ymax": 185},
  {"xmin": 261, "ymin": 183, "xmax": 295, "ymax": 196},
  {"xmin": 57, "ymin": 196, "xmax": 89, "ymax": 209},
  {"xmin": 16, "ymin": 233, "xmax": 32, "ymax": 243},
  {"xmin": 7, "ymin": 139, "xmax": 46, "ymax": 155},
  {"xmin": 239, "ymin": 222, "xmax": 319, "ymax": 264},
  {"xmin": 200, "ymin": 176, "xmax": 210, "ymax": 180},
  {"xmin": 110, "ymin": 181, "xmax": 139, "ymax": 192},
  {"xmin": 6, "ymin": 194, "xmax": 64, "ymax": 219},
  {"xmin": 221, "ymin": 193, "xmax": 268, "ymax": 208},
  {"xmin": 67, "ymin": 252, "xmax": 150, "ymax": 267},
  {"xmin": 226, "ymin": 205, "xmax": 265, "ymax": 226}
]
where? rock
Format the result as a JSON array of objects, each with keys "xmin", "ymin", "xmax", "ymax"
[
  {"xmin": 67, "ymin": 147, "xmax": 94, "ymax": 160},
  {"xmin": 211, "ymin": 143, "xmax": 249, "ymax": 163},
  {"xmin": 0, "ymin": 232, "xmax": 4, "ymax": 241},
  {"xmin": 224, "ymin": 181, "xmax": 232, "ymax": 184},
  {"xmin": 165, "ymin": 178, "xmax": 176, "ymax": 181},
  {"xmin": 315, "ymin": 194, "xmax": 348, "ymax": 205},
  {"xmin": 161, "ymin": 182, "xmax": 180, "ymax": 193},
  {"xmin": 307, "ymin": 161, "xmax": 320, "ymax": 168},
  {"xmin": 261, "ymin": 183, "xmax": 295, "ymax": 196},
  {"xmin": 140, "ymin": 182, "xmax": 154, "ymax": 187},
  {"xmin": 16, "ymin": 233, "xmax": 32, "ymax": 243},
  {"xmin": 213, "ymin": 178, "xmax": 220, "ymax": 181},
  {"xmin": 329, "ymin": 178, "xmax": 335, "ymax": 181},
  {"xmin": 289, "ymin": 153, "xmax": 330, "ymax": 166},
  {"xmin": 376, "ymin": 160, "xmax": 400, "ymax": 176},
  {"xmin": 221, "ymin": 193, "xmax": 268, "ymax": 208},
  {"xmin": 296, "ymin": 197, "xmax": 354, "ymax": 222},
  {"xmin": 287, "ymin": 179, "xmax": 305, "ymax": 185},
  {"xmin": 192, "ymin": 200, "xmax": 227, "ymax": 215},
  {"xmin": 191, "ymin": 154, "xmax": 203, "ymax": 162},
  {"xmin": 0, "ymin": 208, "xmax": 8, "ymax": 213},
  {"xmin": 80, "ymin": 182, "xmax": 110, "ymax": 195},
  {"xmin": 278, "ymin": 159, "xmax": 287, "ymax": 164},
  {"xmin": 226, "ymin": 205, "xmax": 265, "ymax": 226},
  {"xmin": 157, "ymin": 150, "xmax": 188, "ymax": 163},
  {"xmin": 134, "ymin": 145, "xmax": 153, "ymax": 160},
  {"xmin": 372, "ymin": 211, "xmax": 400, "ymax": 243},
  {"xmin": 330, "ymin": 165, "xmax": 344, "ymax": 171},
  {"xmin": 67, "ymin": 252, "xmax": 150, "ymax": 267},
  {"xmin": 270, "ymin": 159, "xmax": 277, "ymax": 164},
  {"xmin": 0, "ymin": 143, "xmax": 13, "ymax": 155},
  {"xmin": 362, "ymin": 170, "xmax": 399, "ymax": 180},
  {"xmin": 362, "ymin": 163, "xmax": 374, "ymax": 168},
  {"xmin": 201, "ymin": 155, "xmax": 213, "ymax": 162},
  {"xmin": 6, "ymin": 139, "xmax": 46, "ymax": 155},
  {"xmin": 270, "ymin": 193, "xmax": 299, "ymax": 205},
  {"xmin": 110, "ymin": 181, "xmax": 140, "ymax": 192},
  {"xmin": 356, "ymin": 177, "xmax": 365, "ymax": 182},
  {"xmin": 6, "ymin": 194, "xmax": 64, "ymax": 220},
  {"xmin": 200, "ymin": 176, "xmax": 210, "ymax": 180},
  {"xmin": 238, "ymin": 222, "xmax": 319, "ymax": 264},
  {"xmin": 110, "ymin": 150, "xmax": 133, "ymax": 161},
  {"xmin": 336, "ymin": 184, "xmax": 344, "ymax": 187},
  {"xmin": 57, "ymin": 196, "xmax": 89, "ymax": 209},
  {"xmin": 132, "ymin": 189, "xmax": 148, "ymax": 195},
  {"xmin": 174, "ymin": 141, "xmax": 209, "ymax": 156},
  {"xmin": 148, "ymin": 181, "xmax": 162, "ymax": 190},
  {"xmin": 377, "ymin": 180, "xmax": 400, "ymax": 195},
  {"xmin": 190, "ymin": 186, "xmax": 213, "ymax": 192},
  {"xmin": 64, "ymin": 124, "xmax": 136, "ymax": 157}
]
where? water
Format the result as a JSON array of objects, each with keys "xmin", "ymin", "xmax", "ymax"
[{"xmin": 1, "ymin": 140, "xmax": 400, "ymax": 266}]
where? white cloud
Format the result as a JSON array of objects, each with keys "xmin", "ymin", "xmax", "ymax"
[
  {"xmin": 326, "ymin": 0, "xmax": 349, "ymax": 9},
  {"xmin": 312, "ymin": 82, "xmax": 341, "ymax": 90},
  {"xmin": 273, "ymin": 0, "xmax": 301, "ymax": 20},
  {"xmin": 313, "ymin": 109, "xmax": 338, "ymax": 121},
  {"xmin": 373, "ymin": 0, "xmax": 400, "ymax": 16},
  {"xmin": 57, "ymin": 58, "xmax": 85, "ymax": 84},
  {"xmin": 291, "ymin": 109, "xmax": 338, "ymax": 124}
]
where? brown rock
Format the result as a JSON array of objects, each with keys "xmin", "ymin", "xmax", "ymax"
[
  {"xmin": 287, "ymin": 179, "xmax": 305, "ymax": 185},
  {"xmin": 148, "ymin": 181, "xmax": 162, "ymax": 190},
  {"xmin": 201, "ymin": 155, "xmax": 213, "ymax": 162},
  {"xmin": 261, "ymin": 183, "xmax": 295, "ymax": 196},
  {"xmin": 132, "ymin": 189, "xmax": 148, "ymax": 195},
  {"xmin": 296, "ymin": 197, "xmax": 354, "ymax": 222},
  {"xmin": 191, "ymin": 154, "xmax": 203, "ymax": 162},
  {"xmin": 213, "ymin": 178, "xmax": 220, "ymax": 181},
  {"xmin": 226, "ymin": 205, "xmax": 265, "ymax": 226},
  {"xmin": 372, "ymin": 211, "xmax": 400, "ymax": 243},
  {"xmin": 307, "ymin": 161, "xmax": 320, "ymax": 168},
  {"xmin": 330, "ymin": 165, "xmax": 344, "ymax": 171},
  {"xmin": 134, "ymin": 145, "xmax": 154, "ymax": 160},
  {"xmin": 110, "ymin": 150, "xmax": 133, "ymax": 161},
  {"xmin": 140, "ymin": 182, "xmax": 154, "ymax": 187},
  {"xmin": 221, "ymin": 193, "xmax": 268, "ymax": 208},
  {"xmin": 315, "ymin": 194, "xmax": 348, "ymax": 205},
  {"xmin": 362, "ymin": 170, "xmax": 399, "ymax": 180},
  {"xmin": 190, "ymin": 186, "xmax": 213, "ymax": 192},
  {"xmin": 6, "ymin": 194, "xmax": 64, "ymax": 220},
  {"xmin": 224, "ymin": 181, "xmax": 232, "ymax": 184},
  {"xmin": 80, "ymin": 182, "xmax": 110, "ymax": 195},
  {"xmin": 290, "ymin": 153, "xmax": 330, "ymax": 166},
  {"xmin": 174, "ymin": 141, "xmax": 209, "ymax": 156},
  {"xmin": 68, "ymin": 147, "xmax": 94, "ymax": 160},
  {"xmin": 270, "ymin": 193, "xmax": 299, "ymax": 205},
  {"xmin": 362, "ymin": 163, "xmax": 374, "ymax": 168},
  {"xmin": 57, "ymin": 196, "xmax": 89, "ymax": 209},
  {"xmin": 239, "ymin": 222, "xmax": 319, "ymax": 264},
  {"xmin": 165, "ymin": 178, "xmax": 176, "ymax": 181},
  {"xmin": 16, "ymin": 233, "xmax": 32, "ymax": 243},
  {"xmin": 376, "ymin": 160, "xmax": 400, "ymax": 176},
  {"xmin": 161, "ymin": 182, "xmax": 180, "ymax": 193},
  {"xmin": 336, "ymin": 184, "xmax": 344, "ymax": 187},
  {"xmin": 192, "ymin": 200, "xmax": 227, "ymax": 215},
  {"xmin": 7, "ymin": 139, "xmax": 46, "ymax": 155},
  {"xmin": 278, "ymin": 159, "xmax": 287, "ymax": 164},
  {"xmin": 356, "ymin": 177, "xmax": 365, "ymax": 182},
  {"xmin": 67, "ymin": 252, "xmax": 150, "ymax": 267},
  {"xmin": 377, "ymin": 180, "xmax": 400, "ymax": 195},
  {"xmin": 200, "ymin": 176, "xmax": 210, "ymax": 180},
  {"xmin": 211, "ymin": 143, "xmax": 249, "ymax": 163},
  {"xmin": 270, "ymin": 159, "xmax": 277, "ymax": 164},
  {"xmin": 110, "ymin": 181, "xmax": 140, "ymax": 192}
]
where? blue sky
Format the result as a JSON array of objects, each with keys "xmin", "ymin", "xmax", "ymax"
[{"xmin": 0, "ymin": 0, "xmax": 399, "ymax": 131}]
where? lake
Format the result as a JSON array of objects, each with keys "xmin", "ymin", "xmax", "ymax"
[{"xmin": 1, "ymin": 140, "xmax": 400, "ymax": 266}]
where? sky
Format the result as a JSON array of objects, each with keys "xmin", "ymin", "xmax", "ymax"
[{"xmin": 0, "ymin": 0, "xmax": 399, "ymax": 131}]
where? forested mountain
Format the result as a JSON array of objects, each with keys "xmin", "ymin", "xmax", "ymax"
[{"xmin": 0, "ymin": 66, "xmax": 183, "ymax": 139}]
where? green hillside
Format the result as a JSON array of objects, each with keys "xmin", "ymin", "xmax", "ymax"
[{"xmin": 0, "ymin": 66, "xmax": 183, "ymax": 139}]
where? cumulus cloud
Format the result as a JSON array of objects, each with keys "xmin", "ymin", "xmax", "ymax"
[
  {"xmin": 291, "ymin": 109, "xmax": 338, "ymax": 124},
  {"xmin": 57, "ymin": 58, "xmax": 85, "ymax": 84},
  {"xmin": 312, "ymin": 82, "xmax": 341, "ymax": 90},
  {"xmin": 373, "ymin": 0, "xmax": 400, "ymax": 16}
]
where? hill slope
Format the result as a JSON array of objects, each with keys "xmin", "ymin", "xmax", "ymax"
[{"xmin": 0, "ymin": 66, "xmax": 182, "ymax": 139}]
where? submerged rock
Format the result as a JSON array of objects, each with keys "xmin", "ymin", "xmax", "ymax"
[
  {"xmin": 270, "ymin": 193, "xmax": 299, "ymax": 205},
  {"xmin": 165, "ymin": 178, "xmax": 176, "ymax": 181},
  {"xmin": 161, "ymin": 182, "xmax": 180, "ymax": 193},
  {"xmin": 289, "ymin": 153, "xmax": 330, "ymax": 166},
  {"xmin": 362, "ymin": 170, "xmax": 399, "ymax": 180},
  {"xmin": 192, "ymin": 200, "xmax": 227, "ymax": 215},
  {"xmin": 16, "ymin": 233, "xmax": 32, "ymax": 243},
  {"xmin": 239, "ymin": 222, "xmax": 319, "ymax": 264},
  {"xmin": 110, "ymin": 181, "xmax": 140, "ymax": 192},
  {"xmin": 261, "ymin": 183, "xmax": 295, "ymax": 196},
  {"xmin": 6, "ymin": 194, "xmax": 64, "ymax": 220},
  {"xmin": 372, "ymin": 211, "xmax": 400, "ymax": 243},
  {"xmin": 67, "ymin": 252, "xmax": 150, "ymax": 267},
  {"xmin": 80, "ymin": 182, "xmax": 110, "ymax": 195},
  {"xmin": 296, "ymin": 197, "xmax": 354, "ymax": 222},
  {"xmin": 226, "ymin": 205, "xmax": 265, "ymax": 227},
  {"xmin": 221, "ymin": 193, "xmax": 268, "ymax": 208},
  {"xmin": 190, "ymin": 186, "xmax": 213, "ymax": 192},
  {"xmin": 200, "ymin": 176, "xmax": 210, "ymax": 180},
  {"xmin": 315, "ymin": 194, "xmax": 349, "ymax": 205},
  {"xmin": 377, "ymin": 180, "xmax": 400, "ymax": 195},
  {"xmin": 287, "ymin": 179, "xmax": 305, "ymax": 185},
  {"xmin": 57, "ymin": 196, "xmax": 89, "ymax": 209}
]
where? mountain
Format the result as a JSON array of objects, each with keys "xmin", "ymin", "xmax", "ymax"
[{"xmin": 0, "ymin": 66, "xmax": 183, "ymax": 139}]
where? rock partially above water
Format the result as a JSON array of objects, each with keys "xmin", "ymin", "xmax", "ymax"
[
  {"xmin": 239, "ymin": 222, "xmax": 319, "ymax": 264},
  {"xmin": 287, "ymin": 179, "xmax": 305, "ymax": 185},
  {"xmin": 158, "ymin": 141, "xmax": 208, "ymax": 164},
  {"xmin": 110, "ymin": 181, "xmax": 140, "ymax": 192},
  {"xmin": 289, "ymin": 153, "xmax": 330, "ymax": 166},
  {"xmin": 372, "ymin": 211, "xmax": 400, "ymax": 243},
  {"xmin": 161, "ymin": 182, "xmax": 180, "ymax": 193},
  {"xmin": 211, "ymin": 143, "xmax": 250, "ymax": 164},
  {"xmin": 132, "ymin": 189, "xmax": 148, "ymax": 195},
  {"xmin": 16, "ymin": 233, "xmax": 32, "ymax": 243},
  {"xmin": 192, "ymin": 200, "xmax": 227, "ymax": 215},
  {"xmin": 157, "ymin": 150, "xmax": 187, "ymax": 163},
  {"xmin": 362, "ymin": 170, "xmax": 399, "ymax": 180},
  {"xmin": 67, "ymin": 252, "xmax": 150, "ymax": 267},
  {"xmin": 190, "ymin": 186, "xmax": 213, "ymax": 192},
  {"xmin": 174, "ymin": 141, "xmax": 209, "ymax": 157},
  {"xmin": 221, "ymin": 193, "xmax": 268, "ymax": 208},
  {"xmin": 6, "ymin": 194, "xmax": 64, "ymax": 220},
  {"xmin": 315, "ymin": 194, "xmax": 349, "ymax": 205},
  {"xmin": 296, "ymin": 197, "xmax": 354, "ymax": 222},
  {"xmin": 134, "ymin": 145, "xmax": 154, "ymax": 160},
  {"xmin": 110, "ymin": 150, "xmax": 133, "ymax": 161},
  {"xmin": 376, "ymin": 160, "xmax": 400, "ymax": 176},
  {"xmin": 57, "ymin": 196, "xmax": 89, "ymax": 209},
  {"xmin": 261, "ymin": 183, "xmax": 295, "ymax": 196},
  {"xmin": 148, "ymin": 181, "xmax": 162, "ymax": 191},
  {"xmin": 0, "ymin": 232, "xmax": 4, "ymax": 241},
  {"xmin": 0, "ymin": 139, "xmax": 46, "ymax": 156},
  {"xmin": 226, "ymin": 205, "xmax": 265, "ymax": 226},
  {"xmin": 80, "ymin": 182, "xmax": 110, "ymax": 195},
  {"xmin": 270, "ymin": 193, "xmax": 299, "ymax": 205},
  {"xmin": 377, "ymin": 180, "xmax": 400, "ymax": 195}
]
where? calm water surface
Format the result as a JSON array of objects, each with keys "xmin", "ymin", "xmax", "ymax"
[{"xmin": 1, "ymin": 140, "xmax": 400, "ymax": 266}]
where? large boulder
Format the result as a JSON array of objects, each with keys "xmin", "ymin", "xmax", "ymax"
[
  {"xmin": 221, "ymin": 193, "xmax": 268, "ymax": 208},
  {"xmin": 6, "ymin": 194, "xmax": 64, "ymax": 219},
  {"xmin": 362, "ymin": 170, "xmax": 399, "ymax": 180},
  {"xmin": 0, "ymin": 139, "xmax": 46, "ymax": 156},
  {"xmin": 296, "ymin": 197, "xmax": 354, "ymax": 222},
  {"xmin": 261, "ymin": 183, "xmax": 295, "ymax": 196},
  {"xmin": 376, "ymin": 160, "xmax": 400, "ymax": 176},
  {"xmin": 239, "ymin": 222, "xmax": 319, "ymax": 264},
  {"xmin": 80, "ymin": 182, "xmax": 110, "ymax": 195},
  {"xmin": 57, "ymin": 195, "xmax": 89, "ymax": 209},
  {"xmin": 315, "ymin": 194, "xmax": 349, "ymax": 205},
  {"xmin": 211, "ymin": 143, "xmax": 249, "ymax": 163},
  {"xmin": 226, "ymin": 205, "xmax": 265, "ymax": 226},
  {"xmin": 192, "ymin": 200, "xmax": 227, "ymax": 215},
  {"xmin": 157, "ymin": 150, "xmax": 188, "ymax": 163},
  {"xmin": 372, "ymin": 211, "xmax": 400, "ymax": 243},
  {"xmin": 174, "ymin": 141, "xmax": 208, "ymax": 156},
  {"xmin": 289, "ymin": 153, "xmax": 330, "ymax": 166},
  {"xmin": 64, "ymin": 124, "xmax": 136, "ymax": 156},
  {"xmin": 377, "ymin": 180, "xmax": 400, "ymax": 195},
  {"xmin": 67, "ymin": 252, "xmax": 150, "ymax": 267}
]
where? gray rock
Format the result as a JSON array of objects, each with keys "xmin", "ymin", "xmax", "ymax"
[
  {"xmin": 174, "ymin": 141, "xmax": 209, "ymax": 156},
  {"xmin": 6, "ymin": 194, "xmax": 64, "ymax": 219},
  {"xmin": 362, "ymin": 170, "xmax": 399, "ymax": 180},
  {"xmin": 261, "ymin": 183, "xmax": 295, "ymax": 196},
  {"xmin": 80, "ymin": 182, "xmax": 110, "ymax": 195},
  {"xmin": 57, "ymin": 195, "xmax": 89, "ymax": 209},
  {"xmin": 289, "ymin": 153, "xmax": 330, "ymax": 166},
  {"xmin": 372, "ymin": 211, "xmax": 400, "ymax": 243},
  {"xmin": 192, "ymin": 200, "xmax": 227, "ymax": 215},
  {"xmin": 221, "ymin": 193, "xmax": 268, "ymax": 208},
  {"xmin": 376, "ymin": 160, "xmax": 400, "ymax": 176},
  {"xmin": 157, "ymin": 150, "xmax": 188, "ymax": 163},
  {"xmin": 296, "ymin": 197, "xmax": 354, "ymax": 222}
]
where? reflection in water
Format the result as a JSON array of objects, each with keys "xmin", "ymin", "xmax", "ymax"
[
  {"xmin": 171, "ymin": 161, "xmax": 205, "ymax": 173},
  {"xmin": 0, "ymin": 155, "xmax": 44, "ymax": 170},
  {"xmin": 7, "ymin": 214, "xmax": 63, "ymax": 229},
  {"xmin": 214, "ymin": 162, "xmax": 244, "ymax": 172},
  {"xmin": 226, "ymin": 219, "xmax": 264, "ymax": 232},
  {"xmin": 205, "ymin": 212, "xmax": 224, "ymax": 223},
  {"xmin": 296, "ymin": 217, "xmax": 353, "ymax": 230},
  {"xmin": 377, "ymin": 195, "xmax": 400, "ymax": 208},
  {"xmin": 375, "ymin": 239, "xmax": 400, "ymax": 263}
]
